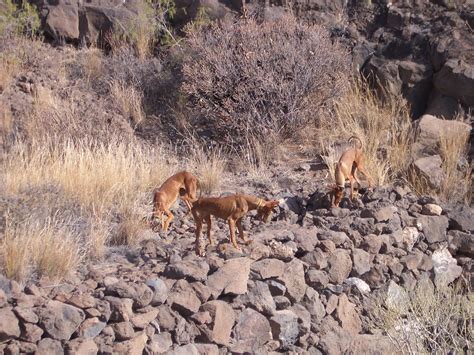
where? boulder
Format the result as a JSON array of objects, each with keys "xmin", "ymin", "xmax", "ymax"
[
  {"xmin": 352, "ymin": 248, "xmax": 371, "ymax": 276},
  {"xmin": 207, "ymin": 257, "xmax": 252, "ymax": 298},
  {"xmin": 14, "ymin": 306, "xmax": 39, "ymax": 324},
  {"xmin": 20, "ymin": 323, "xmax": 43, "ymax": 343},
  {"xmin": 433, "ymin": 59, "xmax": 474, "ymax": 106},
  {"xmin": 76, "ymin": 317, "xmax": 106, "ymax": 338},
  {"xmin": 145, "ymin": 278, "xmax": 169, "ymax": 306},
  {"xmin": 447, "ymin": 206, "xmax": 474, "ymax": 232},
  {"xmin": 412, "ymin": 155, "xmax": 445, "ymax": 189},
  {"xmin": 417, "ymin": 215, "xmax": 449, "ymax": 244},
  {"xmin": 0, "ymin": 308, "xmax": 21, "ymax": 341},
  {"xmin": 64, "ymin": 337, "xmax": 98, "ymax": 355},
  {"xmin": 105, "ymin": 296, "xmax": 133, "ymax": 322},
  {"xmin": 163, "ymin": 255, "xmax": 209, "ymax": 282},
  {"xmin": 112, "ymin": 322, "xmax": 135, "ymax": 341},
  {"xmin": 448, "ymin": 230, "xmax": 474, "ymax": 258},
  {"xmin": 148, "ymin": 332, "xmax": 173, "ymax": 354},
  {"xmin": 269, "ymin": 310, "xmax": 300, "ymax": 350},
  {"xmin": 344, "ymin": 278, "xmax": 371, "ymax": 294},
  {"xmin": 131, "ymin": 308, "xmax": 159, "ymax": 329},
  {"xmin": 243, "ymin": 281, "xmax": 276, "ymax": 316},
  {"xmin": 414, "ymin": 115, "xmax": 471, "ymax": 156},
  {"xmin": 327, "ymin": 249, "xmax": 352, "ymax": 284},
  {"xmin": 336, "ymin": 294, "xmax": 362, "ymax": 336},
  {"xmin": 421, "ymin": 203, "xmax": 443, "ymax": 216},
  {"xmin": 306, "ymin": 269, "xmax": 330, "ymax": 289},
  {"xmin": 113, "ymin": 332, "xmax": 148, "ymax": 355},
  {"xmin": 279, "ymin": 259, "xmax": 307, "ymax": 303},
  {"xmin": 167, "ymin": 279, "xmax": 201, "ymax": 316},
  {"xmin": 37, "ymin": 300, "xmax": 85, "ymax": 340},
  {"xmin": 200, "ymin": 300, "xmax": 235, "ymax": 346},
  {"xmin": 250, "ymin": 258, "xmax": 285, "ymax": 279},
  {"xmin": 302, "ymin": 287, "xmax": 326, "ymax": 322},
  {"xmin": 432, "ymin": 248, "xmax": 463, "ymax": 287},
  {"xmin": 232, "ymin": 308, "xmax": 272, "ymax": 353},
  {"xmin": 36, "ymin": 338, "xmax": 63, "ymax": 355},
  {"xmin": 318, "ymin": 316, "xmax": 352, "ymax": 355}
]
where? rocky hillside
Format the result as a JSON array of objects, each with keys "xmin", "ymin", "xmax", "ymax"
[{"xmin": 0, "ymin": 164, "xmax": 472, "ymax": 353}]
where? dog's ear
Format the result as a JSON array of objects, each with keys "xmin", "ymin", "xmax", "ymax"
[{"xmin": 268, "ymin": 200, "xmax": 279, "ymax": 208}]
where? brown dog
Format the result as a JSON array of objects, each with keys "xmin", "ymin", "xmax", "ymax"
[
  {"xmin": 152, "ymin": 171, "xmax": 200, "ymax": 232},
  {"xmin": 332, "ymin": 137, "xmax": 373, "ymax": 207},
  {"xmin": 192, "ymin": 194, "xmax": 279, "ymax": 256}
]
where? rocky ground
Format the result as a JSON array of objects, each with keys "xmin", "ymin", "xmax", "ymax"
[{"xmin": 0, "ymin": 162, "xmax": 472, "ymax": 354}]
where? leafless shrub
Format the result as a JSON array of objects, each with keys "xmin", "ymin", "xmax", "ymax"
[
  {"xmin": 369, "ymin": 283, "xmax": 473, "ymax": 354},
  {"xmin": 181, "ymin": 13, "xmax": 350, "ymax": 146}
]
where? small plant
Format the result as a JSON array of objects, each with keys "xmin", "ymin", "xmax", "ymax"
[{"xmin": 0, "ymin": 0, "xmax": 41, "ymax": 39}]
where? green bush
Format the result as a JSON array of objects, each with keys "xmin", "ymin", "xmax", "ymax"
[{"xmin": 0, "ymin": 0, "xmax": 41, "ymax": 39}]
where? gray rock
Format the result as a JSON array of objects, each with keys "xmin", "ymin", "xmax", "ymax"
[
  {"xmin": 244, "ymin": 281, "xmax": 276, "ymax": 316},
  {"xmin": 200, "ymin": 300, "xmax": 235, "ymax": 346},
  {"xmin": 279, "ymin": 259, "xmax": 307, "ymax": 303},
  {"xmin": 432, "ymin": 248, "xmax": 463, "ymax": 287},
  {"xmin": 306, "ymin": 269, "xmax": 330, "ymax": 289},
  {"xmin": 167, "ymin": 279, "xmax": 201, "ymax": 316},
  {"xmin": 37, "ymin": 300, "xmax": 85, "ymax": 341},
  {"xmin": 232, "ymin": 308, "xmax": 272, "ymax": 353},
  {"xmin": 448, "ymin": 206, "xmax": 474, "ymax": 232},
  {"xmin": 163, "ymin": 255, "xmax": 209, "ymax": 282},
  {"xmin": 269, "ymin": 310, "xmax": 300, "ymax": 350},
  {"xmin": 418, "ymin": 215, "xmax": 449, "ymax": 244},
  {"xmin": 250, "ymin": 258, "xmax": 285, "ymax": 280},
  {"xmin": 146, "ymin": 278, "xmax": 169, "ymax": 306},
  {"xmin": 352, "ymin": 248, "xmax": 371, "ymax": 276},
  {"xmin": 413, "ymin": 155, "xmax": 444, "ymax": 189},
  {"xmin": 36, "ymin": 338, "xmax": 63, "ymax": 355},
  {"xmin": 328, "ymin": 249, "xmax": 352, "ymax": 284},
  {"xmin": 336, "ymin": 294, "xmax": 362, "ymax": 336},
  {"xmin": 207, "ymin": 257, "xmax": 252, "ymax": 298}
]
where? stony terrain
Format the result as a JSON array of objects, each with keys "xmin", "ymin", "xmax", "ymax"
[{"xmin": 0, "ymin": 163, "xmax": 472, "ymax": 354}]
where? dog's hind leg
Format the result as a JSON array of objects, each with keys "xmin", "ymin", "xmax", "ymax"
[
  {"xmin": 236, "ymin": 218, "xmax": 251, "ymax": 245},
  {"xmin": 194, "ymin": 217, "xmax": 204, "ymax": 256},
  {"xmin": 163, "ymin": 210, "xmax": 174, "ymax": 232},
  {"xmin": 205, "ymin": 215, "xmax": 214, "ymax": 246},
  {"xmin": 228, "ymin": 219, "xmax": 241, "ymax": 251}
]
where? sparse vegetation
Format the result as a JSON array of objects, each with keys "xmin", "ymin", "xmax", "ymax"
[{"xmin": 369, "ymin": 283, "xmax": 473, "ymax": 354}]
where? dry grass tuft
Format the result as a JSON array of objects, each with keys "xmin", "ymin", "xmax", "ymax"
[
  {"xmin": 1, "ymin": 216, "xmax": 84, "ymax": 281},
  {"xmin": 187, "ymin": 146, "xmax": 226, "ymax": 196},
  {"xmin": 109, "ymin": 79, "xmax": 145, "ymax": 127},
  {"xmin": 439, "ymin": 129, "xmax": 471, "ymax": 203},
  {"xmin": 0, "ymin": 53, "xmax": 21, "ymax": 93}
]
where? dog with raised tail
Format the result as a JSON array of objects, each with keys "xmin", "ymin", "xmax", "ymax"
[
  {"xmin": 191, "ymin": 194, "xmax": 279, "ymax": 256},
  {"xmin": 151, "ymin": 171, "xmax": 200, "ymax": 232},
  {"xmin": 332, "ymin": 136, "xmax": 373, "ymax": 207}
]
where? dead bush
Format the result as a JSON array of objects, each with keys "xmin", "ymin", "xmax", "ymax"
[
  {"xmin": 181, "ymin": 13, "xmax": 350, "ymax": 146},
  {"xmin": 369, "ymin": 282, "xmax": 473, "ymax": 354}
]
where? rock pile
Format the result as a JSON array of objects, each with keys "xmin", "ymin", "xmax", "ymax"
[{"xmin": 0, "ymin": 185, "xmax": 472, "ymax": 354}]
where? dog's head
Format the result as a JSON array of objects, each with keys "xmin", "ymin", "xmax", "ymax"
[{"xmin": 257, "ymin": 200, "xmax": 280, "ymax": 223}]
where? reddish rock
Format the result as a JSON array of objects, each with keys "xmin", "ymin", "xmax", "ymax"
[
  {"xmin": 14, "ymin": 306, "xmax": 38, "ymax": 323},
  {"xmin": 328, "ymin": 249, "xmax": 352, "ymax": 284},
  {"xmin": 105, "ymin": 297, "xmax": 134, "ymax": 322},
  {"xmin": 0, "ymin": 308, "xmax": 21, "ymax": 341},
  {"xmin": 65, "ymin": 337, "xmax": 98, "ymax": 355},
  {"xmin": 250, "ymin": 258, "xmax": 286, "ymax": 279},
  {"xmin": 200, "ymin": 300, "xmax": 235, "ymax": 346},
  {"xmin": 336, "ymin": 294, "xmax": 362, "ymax": 336},
  {"xmin": 207, "ymin": 257, "xmax": 252, "ymax": 298},
  {"xmin": 131, "ymin": 309, "xmax": 159, "ymax": 329},
  {"xmin": 233, "ymin": 308, "xmax": 272, "ymax": 353},
  {"xmin": 111, "ymin": 322, "xmax": 135, "ymax": 341},
  {"xmin": 113, "ymin": 333, "xmax": 148, "ymax": 355},
  {"xmin": 167, "ymin": 279, "xmax": 201, "ymax": 316},
  {"xmin": 36, "ymin": 338, "xmax": 63, "ymax": 355},
  {"xmin": 279, "ymin": 259, "xmax": 307, "ymax": 303},
  {"xmin": 20, "ymin": 323, "xmax": 43, "ymax": 343}
]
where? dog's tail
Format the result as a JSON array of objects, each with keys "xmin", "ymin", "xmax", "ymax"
[{"xmin": 348, "ymin": 136, "xmax": 362, "ymax": 149}]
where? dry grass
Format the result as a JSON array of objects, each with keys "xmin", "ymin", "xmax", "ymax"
[
  {"xmin": 0, "ymin": 52, "xmax": 21, "ymax": 93},
  {"xmin": 1, "ymin": 139, "xmax": 178, "ymax": 280},
  {"xmin": 1, "ymin": 216, "xmax": 84, "ymax": 282},
  {"xmin": 109, "ymin": 79, "xmax": 145, "ymax": 127},
  {"xmin": 369, "ymin": 283, "xmax": 473, "ymax": 354},
  {"xmin": 318, "ymin": 80, "xmax": 414, "ymax": 186},
  {"xmin": 439, "ymin": 129, "xmax": 471, "ymax": 203},
  {"xmin": 186, "ymin": 146, "xmax": 226, "ymax": 196}
]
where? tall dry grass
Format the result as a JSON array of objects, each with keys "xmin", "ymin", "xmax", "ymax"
[
  {"xmin": 1, "ymin": 216, "xmax": 84, "ymax": 281},
  {"xmin": 187, "ymin": 145, "xmax": 226, "ymax": 196},
  {"xmin": 318, "ymin": 80, "xmax": 414, "ymax": 186},
  {"xmin": 109, "ymin": 79, "xmax": 145, "ymax": 127},
  {"xmin": 0, "ymin": 52, "xmax": 21, "ymax": 93},
  {"xmin": 1, "ymin": 139, "xmax": 178, "ymax": 280}
]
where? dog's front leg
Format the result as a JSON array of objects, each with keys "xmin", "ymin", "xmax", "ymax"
[{"xmin": 228, "ymin": 219, "xmax": 241, "ymax": 251}]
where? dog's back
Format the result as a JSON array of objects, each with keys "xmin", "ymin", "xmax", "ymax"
[{"xmin": 192, "ymin": 195, "xmax": 248, "ymax": 220}]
